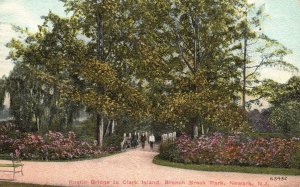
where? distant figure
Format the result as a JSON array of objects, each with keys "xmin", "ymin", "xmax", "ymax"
[
  {"xmin": 131, "ymin": 132, "xmax": 138, "ymax": 148},
  {"xmin": 140, "ymin": 132, "xmax": 146, "ymax": 149},
  {"xmin": 149, "ymin": 133, "xmax": 155, "ymax": 150},
  {"xmin": 93, "ymin": 140, "xmax": 98, "ymax": 146},
  {"xmin": 145, "ymin": 132, "xmax": 148, "ymax": 144}
]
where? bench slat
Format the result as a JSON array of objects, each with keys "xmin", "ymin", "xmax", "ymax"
[
  {"xmin": 0, "ymin": 164, "xmax": 23, "ymax": 167},
  {"xmin": 0, "ymin": 156, "xmax": 12, "ymax": 160}
]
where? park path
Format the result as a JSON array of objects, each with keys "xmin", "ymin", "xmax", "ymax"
[{"xmin": 1, "ymin": 144, "xmax": 300, "ymax": 187}]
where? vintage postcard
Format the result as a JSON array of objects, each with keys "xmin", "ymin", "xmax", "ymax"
[{"xmin": 0, "ymin": 0, "xmax": 300, "ymax": 187}]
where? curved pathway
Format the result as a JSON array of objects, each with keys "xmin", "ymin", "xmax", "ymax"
[{"xmin": 2, "ymin": 146, "xmax": 300, "ymax": 187}]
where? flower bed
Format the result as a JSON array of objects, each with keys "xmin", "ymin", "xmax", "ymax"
[
  {"xmin": 0, "ymin": 122, "xmax": 116, "ymax": 160},
  {"xmin": 159, "ymin": 133, "xmax": 300, "ymax": 168}
]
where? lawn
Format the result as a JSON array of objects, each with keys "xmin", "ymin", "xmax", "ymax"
[
  {"xmin": 153, "ymin": 156, "xmax": 300, "ymax": 176},
  {"xmin": 0, "ymin": 182, "xmax": 58, "ymax": 187}
]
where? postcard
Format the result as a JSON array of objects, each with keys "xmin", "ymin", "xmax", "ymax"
[{"xmin": 0, "ymin": 0, "xmax": 299, "ymax": 187}]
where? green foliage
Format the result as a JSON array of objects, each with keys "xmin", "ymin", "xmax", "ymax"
[
  {"xmin": 6, "ymin": 0, "xmax": 290, "ymax": 138},
  {"xmin": 291, "ymin": 142, "xmax": 300, "ymax": 169},
  {"xmin": 255, "ymin": 76, "xmax": 300, "ymax": 136},
  {"xmin": 269, "ymin": 101, "xmax": 300, "ymax": 135},
  {"xmin": 0, "ymin": 78, "xmax": 6, "ymax": 110},
  {"xmin": 247, "ymin": 132, "xmax": 286, "ymax": 139},
  {"xmin": 238, "ymin": 4, "xmax": 297, "ymax": 108},
  {"xmin": 158, "ymin": 141, "xmax": 182, "ymax": 163},
  {"xmin": 103, "ymin": 134, "xmax": 123, "ymax": 151},
  {"xmin": 72, "ymin": 118, "xmax": 96, "ymax": 143}
]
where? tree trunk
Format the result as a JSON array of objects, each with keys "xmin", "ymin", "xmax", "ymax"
[
  {"xmin": 242, "ymin": 8, "xmax": 249, "ymax": 109},
  {"xmin": 191, "ymin": 117, "xmax": 199, "ymax": 138},
  {"xmin": 111, "ymin": 120, "xmax": 115, "ymax": 134},
  {"xmin": 96, "ymin": 6, "xmax": 104, "ymax": 61},
  {"xmin": 96, "ymin": 114, "xmax": 100, "ymax": 145},
  {"xmin": 95, "ymin": 2, "xmax": 106, "ymax": 148},
  {"xmin": 242, "ymin": 38, "xmax": 247, "ymax": 109},
  {"xmin": 67, "ymin": 106, "xmax": 73, "ymax": 130},
  {"xmin": 99, "ymin": 117, "xmax": 104, "ymax": 148},
  {"xmin": 104, "ymin": 119, "xmax": 111, "ymax": 136},
  {"xmin": 48, "ymin": 108, "xmax": 53, "ymax": 129},
  {"xmin": 193, "ymin": 125, "xmax": 198, "ymax": 138},
  {"xmin": 96, "ymin": 114, "xmax": 104, "ymax": 148},
  {"xmin": 35, "ymin": 113, "xmax": 40, "ymax": 132}
]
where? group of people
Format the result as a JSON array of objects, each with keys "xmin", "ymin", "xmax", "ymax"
[
  {"xmin": 140, "ymin": 132, "xmax": 156, "ymax": 149},
  {"xmin": 122, "ymin": 132, "xmax": 156, "ymax": 150}
]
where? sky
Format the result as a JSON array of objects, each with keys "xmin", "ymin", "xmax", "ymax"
[
  {"xmin": 0, "ymin": 0, "xmax": 65, "ymax": 77},
  {"xmin": 257, "ymin": 0, "xmax": 300, "ymax": 82},
  {"xmin": 0, "ymin": 0, "xmax": 300, "ymax": 83}
]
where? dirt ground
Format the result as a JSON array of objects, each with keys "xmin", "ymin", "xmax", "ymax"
[{"xmin": 1, "ymin": 144, "xmax": 300, "ymax": 187}]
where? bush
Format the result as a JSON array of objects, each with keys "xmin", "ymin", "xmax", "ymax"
[
  {"xmin": 159, "ymin": 133, "xmax": 299, "ymax": 168},
  {"xmin": 0, "ymin": 123, "xmax": 116, "ymax": 160},
  {"xmin": 0, "ymin": 121, "xmax": 22, "ymax": 154},
  {"xmin": 103, "ymin": 134, "xmax": 123, "ymax": 151},
  {"xmin": 290, "ymin": 141, "xmax": 300, "ymax": 169},
  {"xmin": 12, "ymin": 131, "xmax": 106, "ymax": 160},
  {"xmin": 159, "ymin": 141, "xmax": 182, "ymax": 162},
  {"xmin": 176, "ymin": 133, "xmax": 224, "ymax": 164}
]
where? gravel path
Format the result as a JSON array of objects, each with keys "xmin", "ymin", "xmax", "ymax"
[{"xmin": 1, "ymin": 145, "xmax": 300, "ymax": 187}]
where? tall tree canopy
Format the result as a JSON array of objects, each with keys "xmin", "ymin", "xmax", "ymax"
[{"xmin": 4, "ymin": 0, "xmax": 296, "ymax": 141}]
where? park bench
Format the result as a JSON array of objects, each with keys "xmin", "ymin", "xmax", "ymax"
[{"xmin": 0, "ymin": 153, "xmax": 24, "ymax": 180}]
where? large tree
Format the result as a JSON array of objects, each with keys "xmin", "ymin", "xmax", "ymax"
[
  {"xmin": 153, "ymin": 0, "xmax": 249, "ymax": 137},
  {"xmin": 6, "ymin": 1, "xmax": 151, "ymax": 146},
  {"xmin": 254, "ymin": 76, "xmax": 300, "ymax": 135},
  {"xmin": 238, "ymin": 4, "xmax": 297, "ymax": 109},
  {"xmin": 5, "ymin": 0, "xmax": 262, "ymax": 140}
]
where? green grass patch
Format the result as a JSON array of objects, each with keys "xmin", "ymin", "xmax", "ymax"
[
  {"xmin": 153, "ymin": 156, "xmax": 300, "ymax": 176},
  {"xmin": 0, "ymin": 182, "xmax": 58, "ymax": 187}
]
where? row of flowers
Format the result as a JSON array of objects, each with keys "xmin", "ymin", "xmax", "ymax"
[
  {"xmin": 0, "ymin": 123, "xmax": 116, "ymax": 160},
  {"xmin": 160, "ymin": 133, "xmax": 299, "ymax": 168}
]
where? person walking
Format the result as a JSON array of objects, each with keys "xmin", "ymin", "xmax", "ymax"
[
  {"xmin": 140, "ymin": 132, "xmax": 146, "ymax": 149},
  {"xmin": 149, "ymin": 133, "xmax": 155, "ymax": 150},
  {"xmin": 131, "ymin": 132, "xmax": 138, "ymax": 148}
]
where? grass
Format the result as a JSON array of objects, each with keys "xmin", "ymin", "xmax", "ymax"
[
  {"xmin": 0, "ymin": 182, "xmax": 59, "ymax": 187},
  {"xmin": 153, "ymin": 155, "xmax": 300, "ymax": 176}
]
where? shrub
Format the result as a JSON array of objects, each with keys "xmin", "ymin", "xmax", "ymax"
[
  {"xmin": 0, "ymin": 123, "xmax": 116, "ymax": 160},
  {"xmin": 160, "ymin": 133, "xmax": 299, "ymax": 168},
  {"xmin": 159, "ymin": 141, "xmax": 182, "ymax": 162},
  {"xmin": 290, "ymin": 141, "xmax": 300, "ymax": 169},
  {"xmin": 0, "ymin": 121, "xmax": 21, "ymax": 153},
  {"xmin": 174, "ymin": 133, "xmax": 224, "ymax": 164},
  {"xmin": 103, "ymin": 134, "xmax": 123, "ymax": 151},
  {"xmin": 12, "ymin": 131, "xmax": 112, "ymax": 160}
]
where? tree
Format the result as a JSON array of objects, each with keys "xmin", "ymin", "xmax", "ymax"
[
  {"xmin": 0, "ymin": 77, "xmax": 6, "ymax": 110},
  {"xmin": 238, "ymin": 4, "xmax": 297, "ymax": 109},
  {"xmin": 6, "ymin": 13, "xmax": 86, "ymax": 132},
  {"xmin": 254, "ymin": 76, "xmax": 300, "ymax": 135},
  {"xmin": 80, "ymin": 0, "xmax": 251, "ymax": 137},
  {"xmin": 6, "ymin": 0, "xmax": 256, "ymax": 140},
  {"xmin": 7, "ymin": 1, "xmax": 151, "ymax": 145},
  {"xmin": 59, "ymin": 0, "xmax": 155, "ymax": 146},
  {"xmin": 247, "ymin": 109, "xmax": 272, "ymax": 132},
  {"xmin": 153, "ymin": 0, "xmax": 249, "ymax": 137},
  {"xmin": 269, "ymin": 101, "xmax": 300, "ymax": 135}
]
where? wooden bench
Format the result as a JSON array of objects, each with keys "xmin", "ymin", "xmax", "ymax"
[{"xmin": 0, "ymin": 153, "xmax": 24, "ymax": 180}]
